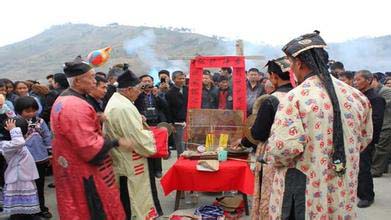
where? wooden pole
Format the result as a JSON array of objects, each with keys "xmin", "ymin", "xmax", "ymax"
[{"xmin": 236, "ymin": 39, "xmax": 244, "ymax": 56}]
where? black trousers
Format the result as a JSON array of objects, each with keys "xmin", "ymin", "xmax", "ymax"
[
  {"xmin": 147, "ymin": 158, "xmax": 162, "ymax": 175},
  {"xmin": 35, "ymin": 161, "xmax": 49, "ymax": 212},
  {"xmin": 281, "ymin": 168, "xmax": 306, "ymax": 220},
  {"xmin": 358, "ymin": 147, "xmax": 375, "ymax": 201},
  {"xmin": 147, "ymin": 159, "xmax": 163, "ymax": 216},
  {"xmin": 10, "ymin": 214, "xmax": 35, "ymax": 220},
  {"xmin": 119, "ymin": 176, "xmax": 131, "ymax": 220}
]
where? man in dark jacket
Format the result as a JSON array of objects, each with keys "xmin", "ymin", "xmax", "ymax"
[
  {"xmin": 155, "ymin": 70, "xmax": 174, "ymax": 95},
  {"xmin": 166, "ymin": 71, "xmax": 188, "ymax": 157},
  {"xmin": 41, "ymin": 73, "xmax": 69, "ymax": 124},
  {"xmin": 354, "ymin": 70, "xmax": 386, "ymax": 208},
  {"xmin": 135, "ymin": 74, "xmax": 169, "ymax": 177},
  {"xmin": 201, "ymin": 70, "xmax": 218, "ymax": 109},
  {"xmin": 246, "ymin": 68, "xmax": 264, "ymax": 115},
  {"xmin": 102, "ymin": 64, "xmax": 125, "ymax": 109},
  {"xmin": 86, "ymin": 76, "xmax": 108, "ymax": 114}
]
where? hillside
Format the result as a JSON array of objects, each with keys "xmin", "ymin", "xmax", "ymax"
[{"xmin": 0, "ymin": 23, "xmax": 390, "ymax": 80}]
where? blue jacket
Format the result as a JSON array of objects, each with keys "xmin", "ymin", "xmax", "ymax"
[{"xmin": 24, "ymin": 117, "xmax": 52, "ymax": 162}]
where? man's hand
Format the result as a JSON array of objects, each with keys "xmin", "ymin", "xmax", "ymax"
[
  {"xmin": 230, "ymin": 138, "xmax": 243, "ymax": 150},
  {"xmin": 152, "ymin": 87, "xmax": 159, "ymax": 97},
  {"xmin": 141, "ymin": 115, "xmax": 147, "ymax": 123},
  {"xmin": 4, "ymin": 119, "xmax": 16, "ymax": 131},
  {"xmin": 159, "ymin": 82, "xmax": 169, "ymax": 93},
  {"xmin": 118, "ymin": 138, "xmax": 134, "ymax": 152},
  {"xmin": 97, "ymin": 113, "xmax": 108, "ymax": 123}
]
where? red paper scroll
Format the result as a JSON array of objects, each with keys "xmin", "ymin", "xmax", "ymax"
[{"xmin": 187, "ymin": 56, "xmax": 247, "ymax": 114}]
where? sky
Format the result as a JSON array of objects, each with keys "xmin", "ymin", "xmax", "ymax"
[{"xmin": 1, "ymin": 0, "xmax": 390, "ymax": 47}]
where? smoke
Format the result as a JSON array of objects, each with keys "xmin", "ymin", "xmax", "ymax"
[
  {"xmin": 123, "ymin": 29, "xmax": 189, "ymax": 80},
  {"xmin": 328, "ymin": 36, "xmax": 391, "ymax": 72},
  {"xmin": 216, "ymin": 39, "xmax": 284, "ymax": 73}
]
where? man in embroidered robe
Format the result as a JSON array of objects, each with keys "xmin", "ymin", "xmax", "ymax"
[
  {"xmin": 51, "ymin": 57, "xmax": 133, "ymax": 220},
  {"xmin": 104, "ymin": 66, "xmax": 166, "ymax": 219},
  {"xmin": 265, "ymin": 31, "xmax": 373, "ymax": 220}
]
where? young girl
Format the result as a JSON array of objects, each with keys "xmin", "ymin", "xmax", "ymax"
[
  {"xmin": 14, "ymin": 96, "xmax": 52, "ymax": 218},
  {"xmin": 0, "ymin": 117, "xmax": 40, "ymax": 220}
]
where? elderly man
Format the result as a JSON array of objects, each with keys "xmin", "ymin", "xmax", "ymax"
[
  {"xmin": 104, "ymin": 66, "xmax": 167, "ymax": 219},
  {"xmin": 265, "ymin": 32, "xmax": 373, "ymax": 219},
  {"xmin": 50, "ymin": 57, "xmax": 132, "ymax": 220},
  {"xmin": 166, "ymin": 71, "xmax": 188, "ymax": 157},
  {"xmin": 353, "ymin": 70, "xmax": 385, "ymax": 207}
]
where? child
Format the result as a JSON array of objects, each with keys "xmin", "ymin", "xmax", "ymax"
[
  {"xmin": 0, "ymin": 117, "xmax": 40, "ymax": 220},
  {"xmin": 0, "ymin": 94, "xmax": 16, "ymax": 211},
  {"xmin": 14, "ymin": 96, "xmax": 52, "ymax": 218}
]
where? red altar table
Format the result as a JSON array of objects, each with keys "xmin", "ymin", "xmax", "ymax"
[{"xmin": 160, "ymin": 157, "xmax": 254, "ymax": 215}]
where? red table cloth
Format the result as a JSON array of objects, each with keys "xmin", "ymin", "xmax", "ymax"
[{"xmin": 160, "ymin": 158, "xmax": 254, "ymax": 196}]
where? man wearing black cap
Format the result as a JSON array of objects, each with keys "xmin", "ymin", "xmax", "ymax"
[
  {"xmin": 243, "ymin": 56, "xmax": 294, "ymax": 219},
  {"xmin": 104, "ymin": 66, "xmax": 165, "ymax": 219},
  {"xmin": 50, "ymin": 57, "xmax": 132, "ymax": 220},
  {"xmin": 265, "ymin": 32, "xmax": 373, "ymax": 219}
]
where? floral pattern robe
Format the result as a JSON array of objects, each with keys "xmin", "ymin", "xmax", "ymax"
[{"xmin": 266, "ymin": 76, "xmax": 373, "ymax": 220}]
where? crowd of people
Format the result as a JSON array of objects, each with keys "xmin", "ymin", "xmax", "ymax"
[{"xmin": 0, "ymin": 31, "xmax": 389, "ymax": 219}]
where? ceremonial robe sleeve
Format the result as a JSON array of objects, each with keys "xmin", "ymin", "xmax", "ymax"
[
  {"xmin": 266, "ymin": 99, "xmax": 306, "ymax": 167},
  {"xmin": 109, "ymin": 107, "xmax": 156, "ymax": 157}
]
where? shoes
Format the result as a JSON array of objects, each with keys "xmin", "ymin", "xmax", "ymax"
[
  {"xmin": 38, "ymin": 210, "xmax": 53, "ymax": 218},
  {"xmin": 357, "ymin": 199, "xmax": 374, "ymax": 208},
  {"xmin": 372, "ymin": 173, "xmax": 383, "ymax": 178},
  {"xmin": 155, "ymin": 171, "xmax": 163, "ymax": 178}
]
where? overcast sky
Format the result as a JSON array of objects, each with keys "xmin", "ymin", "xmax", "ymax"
[{"xmin": 1, "ymin": 0, "xmax": 389, "ymax": 47}]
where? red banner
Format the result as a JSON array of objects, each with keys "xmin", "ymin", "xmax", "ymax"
[{"xmin": 187, "ymin": 56, "xmax": 247, "ymax": 113}]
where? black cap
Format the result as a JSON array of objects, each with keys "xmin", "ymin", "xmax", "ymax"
[
  {"xmin": 282, "ymin": 31, "xmax": 327, "ymax": 57},
  {"xmin": 117, "ymin": 65, "xmax": 140, "ymax": 88},
  {"xmin": 265, "ymin": 56, "xmax": 291, "ymax": 73},
  {"xmin": 63, "ymin": 56, "xmax": 92, "ymax": 78}
]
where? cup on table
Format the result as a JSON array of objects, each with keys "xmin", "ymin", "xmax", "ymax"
[{"xmin": 218, "ymin": 150, "xmax": 228, "ymax": 161}]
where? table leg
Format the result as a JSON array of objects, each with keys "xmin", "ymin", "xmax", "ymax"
[
  {"xmin": 174, "ymin": 190, "xmax": 182, "ymax": 211},
  {"xmin": 242, "ymin": 193, "xmax": 250, "ymax": 216}
]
